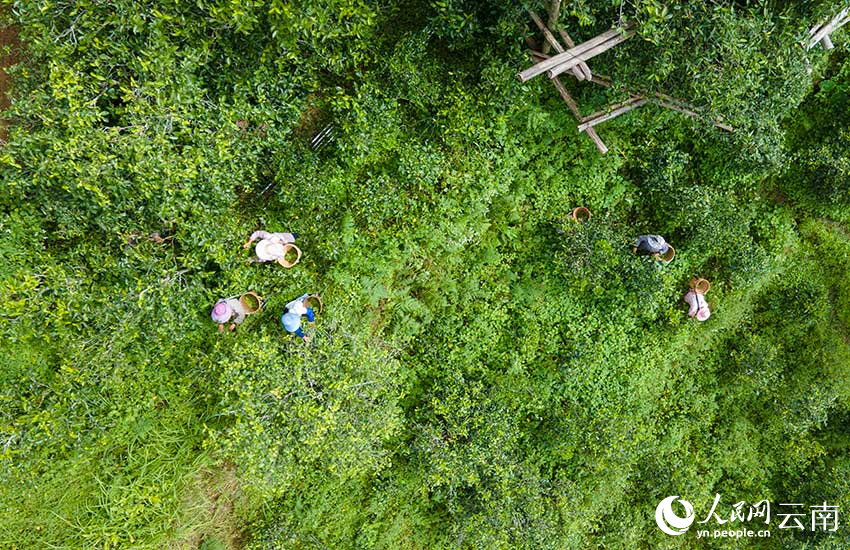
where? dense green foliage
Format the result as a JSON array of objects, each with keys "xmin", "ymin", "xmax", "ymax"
[{"xmin": 1, "ymin": 0, "xmax": 849, "ymax": 548}]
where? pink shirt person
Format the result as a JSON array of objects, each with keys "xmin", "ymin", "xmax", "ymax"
[{"xmin": 683, "ymin": 289, "xmax": 710, "ymax": 321}]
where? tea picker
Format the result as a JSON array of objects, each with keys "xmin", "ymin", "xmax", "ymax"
[
  {"xmin": 211, "ymin": 292, "xmax": 263, "ymax": 332},
  {"xmin": 684, "ymin": 278, "xmax": 711, "ymax": 321},
  {"xmin": 243, "ymin": 230, "xmax": 302, "ymax": 267},
  {"xmin": 633, "ymin": 234, "xmax": 676, "ymax": 264},
  {"xmin": 281, "ymin": 294, "xmax": 322, "ymax": 343}
]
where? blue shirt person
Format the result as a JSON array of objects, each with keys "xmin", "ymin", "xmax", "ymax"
[{"xmin": 281, "ymin": 294, "xmax": 316, "ymax": 342}]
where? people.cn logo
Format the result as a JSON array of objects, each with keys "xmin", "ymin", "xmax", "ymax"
[{"xmin": 655, "ymin": 496, "xmax": 696, "ymax": 535}]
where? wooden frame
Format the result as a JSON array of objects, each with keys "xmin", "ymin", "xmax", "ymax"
[
  {"xmin": 808, "ymin": 7, "xmax": 849, "ymax": 50},
  {"xmin": 521, "ymin": 3, "xmax": 733, "ymax": 155}
]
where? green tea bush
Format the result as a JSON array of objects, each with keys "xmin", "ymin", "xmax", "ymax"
[{"xmin": 3, "ymin": 0, "xmax": 850, "ymax": 548}]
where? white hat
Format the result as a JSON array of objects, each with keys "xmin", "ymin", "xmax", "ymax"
[
  {"xmin": 285, "ymin": 295, "xmax": 308, "ymax": 315},
  {"xmin": 255, "ymin": 239, "xmax": 286, "ymax": 261}
]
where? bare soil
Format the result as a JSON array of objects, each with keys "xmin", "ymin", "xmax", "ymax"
[{"xmin": 0, "ymin": 22, "xmax": 20, "ymax": 143}]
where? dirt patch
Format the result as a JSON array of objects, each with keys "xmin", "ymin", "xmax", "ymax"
[
  {"xmin": 170, "ymin": 461, "xmax": 246, "ymax": 549},
  {"xmin": 0, "ymin": 21, "xmax": 20, "ymax": 143},
  {"xmin": 767, "ymin": 185, "xmax": 787, "ymax": 206},
  {"xmin": 828, "ymin": 287, "xmax": 850, "ymax": 345},
  {"xmin": 371, "ymin": 297, "xmax": 388, "ymax": 334},
  {"xmin": 292, "ymin": 95, "xmax": 328, "ymax": 139}
]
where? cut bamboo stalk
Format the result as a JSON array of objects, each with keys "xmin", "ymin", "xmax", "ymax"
[
  {"xmin": 653, "ymin": 91, "xmax": 692, "ymax": 108},
  {"xmin": 551, "ymin": 77, "xmax": 582, "ymax": 118},
  {"xmin": 654, "ymin": 97, "xmax": 692, "ymax": 111},
  {"xmin": 548, "ymin": 75, "xmax": 608, "ymax": 153},
  {"xmin": 556, "ymin": 28, "xmax": 593, "ymax": 80},
  {"xmin": 585, "ymin": 129, "xmax": 608, "ymax": 154},
  {"xmin": 535, "ymin": 46, "xmax": 732, "ymax": 137},
  {"xmin": 653, "ymin": 100, "xmax": 734, "ymax": 132},
  {"xmin": 547, "ymin": 30, "xmax": 634, "ymax": 79},
  {"xmin": 820, "ymin": 34, "xmax": 834, "ymax": 50},
  {"xmin": 524, "ymin": 35, "xmax": 541, "ymax": 52},
  {"xmin": 532, "ymin": 61, "xmax": 609, "ymax": 152},
  {"xmin": 809, "ymin": 9, "xmax": 846, "ymax": 35},
  {"xmin": 830, "ymin": 7, "xmax": 849, "ymax": 28},
  {"xmin": 580, "ymin": 96, "xmax": 644, "ymax": 122},
  {"xmin": 518, "ymin": 27, "xmax": 626, "ymax": 82},
  {"xmin": 585, "ymin": 69, "xmax": 733, "ymax": 132},
  {"xmin": 577, "ymin": 97, "xmax": 648, "ymax": 132},
  {"xmin": 529, "ymin": 11, "xmax": 585, "ymax": 80},
  {"xmin": 590, "ymin": 75, "xmax": 612, "ymax": 87},
  {"xmin": 809, "ymin": 9, "xmax": 848, "ymax": 47},
  {"xmin": 810, "ymin": 24, "xmax": 832, "ymax": 46},
  {"xmin": 542, "ymin": 0, "xmax": 562, "ymax": 55}
]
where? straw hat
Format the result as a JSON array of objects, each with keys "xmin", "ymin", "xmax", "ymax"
[
  {"xmin": 211, "ymin": 301, "xmax": 232, "ymax": 323},
  {"xmin": 255, "ymin": 239, "xmax": 286, "ymax": 261}
]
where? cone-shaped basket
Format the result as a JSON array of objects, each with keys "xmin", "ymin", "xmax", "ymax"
[
  {"xmin": 304, "ymin": 294, "xmax": 323, "ymax": 314},
  {"xmin": 239, "ymin": 292, "xmax": 263, "ymax": 314},
  {"xmin": 658, "ymin": 245, "xmax": 676, "ymax": 264},
  {"xmin": 690, "ymin": 278, "xmax": 711, "ymax": 294},
  {"xmin": 570, "ymin": 207, "xmax": 592, "ymax": 222},
  {"xmin": 277, "ymin": 243, "xmax": 302, "ymax": 268}
]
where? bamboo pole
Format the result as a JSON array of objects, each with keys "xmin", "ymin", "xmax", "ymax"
[
  {"xmin": 831, "ymin": 6, "xmax": 849, "ymax": 27},
  {"xmin": 809, "ymin": 24, "xmax": 832, "ymax": 47},
  {"xmin": 579, "ymin": 96, "xmax": 644, "ymax": 122},
  {"xmin": 518, "ymin": 27, "xmax": 626, "ymax": 82},
  {"xmin": 588, "ymin": 71, "xmax": 733, "ymax": 131},
  {"xmin": 584, "ymin": 127, "xmax": 608, "ymax": 154},
  {"xmin": 542, "ymin": 0, "xmax": 562, "ymax": 55},
  {"xmin": 653, "ymin": 100, "xmax": 734, "ymax": 132},
  {"xmin": 556, "ymin": 28, "xmax": 593, "ymax": 80},
  {"xmin": 577, "ymin": 97, "xmax": 648, "ymax": 132},
  {"xmin": 550, "ymin": 76, "xmax": 582, "ymax": 118},
  {"xmin": 538, "ymin": 48, "xmax": 733, "ymax": 135},
  {"xmin": 551, "ymin": 77, "xmax": 608, "ymax": 153},
  {"xmin": 590, "ymin": 75, "xmax": 612, "ymax": 87},
  {"xmin": 547, "ymin": 30, "xmax": 634, "ymax": 79},
  {"xmin": 530, "ymin": 51, "xmax": 608, "ymax": 153},
  {"xmin": 653, "ymin": 91, "xmax": 692, "ymax": 108},
  {"xmin": 809, "ymin": 8, "xmax": 849, "ymax": 49},
  {"xmin": 529, "ymin": 11, "xmax": 585, "ymax": 80},
  {"xmin": 808, "ymin": 8, "xmax": 847, "ymax": 37}
]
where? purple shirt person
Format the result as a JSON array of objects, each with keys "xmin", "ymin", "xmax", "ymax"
[{"xmin": 212, "ymin": 298, "xmax": 246, "ymax": 332}]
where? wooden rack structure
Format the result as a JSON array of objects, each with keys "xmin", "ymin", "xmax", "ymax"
[
  {"xmin": 519, "ymin": 4, "xmax": 734, "ymax": 154},
  {"xmin": 808, "ymin": 6, "xmax": 849, "ymax": 50}
]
